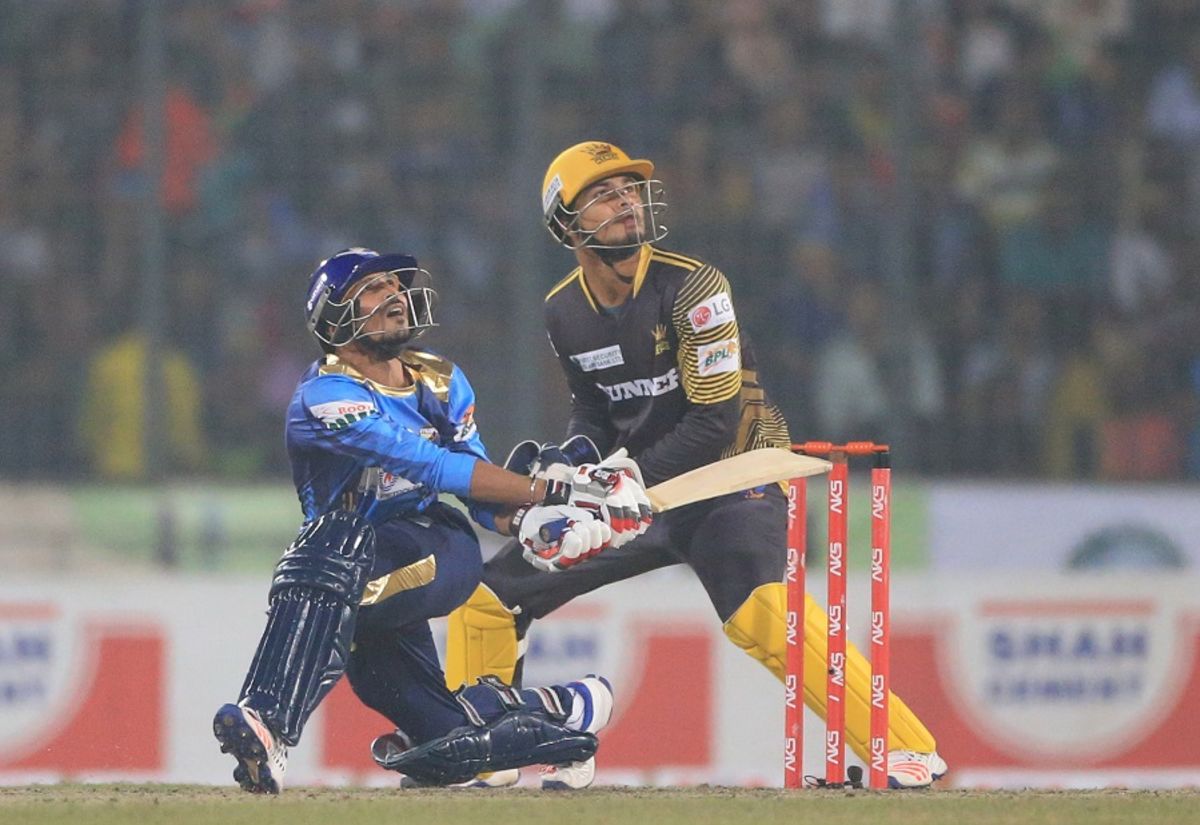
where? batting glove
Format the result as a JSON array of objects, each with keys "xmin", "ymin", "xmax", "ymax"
[
  {"xmin": 513, "ymin": 504, "xmax": 612, "ymax": 572},
  {"xmin": 539, "ymin": 462, "xmax": 652, "ymax": 548}
]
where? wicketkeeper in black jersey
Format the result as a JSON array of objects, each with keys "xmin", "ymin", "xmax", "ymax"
[{"xmin": 445, "ymin": 141, "xmax": 946, "ymax": 789}]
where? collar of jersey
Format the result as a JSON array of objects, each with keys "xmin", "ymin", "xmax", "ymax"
[
  {"xmin": 576, "ymin": 244, "xmax": 652, "ymax": 313},
  {"xmin": 319, "ymin": 352, "xmax": 451, "ymax": 399}
]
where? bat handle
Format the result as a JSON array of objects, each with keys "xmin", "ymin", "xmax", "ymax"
[{"xmin": 538, "ymin": 518, "xmax": 569, "ymax": 543}]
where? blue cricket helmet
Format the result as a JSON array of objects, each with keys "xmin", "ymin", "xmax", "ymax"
[{"xmin": 304, "ymin": 247, "xmax": 437, "ymax": 349}]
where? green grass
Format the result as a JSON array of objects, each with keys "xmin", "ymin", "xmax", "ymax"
[{"xmin": 3, "ymin": 786, "xmax": 1199, "ymax": 825}]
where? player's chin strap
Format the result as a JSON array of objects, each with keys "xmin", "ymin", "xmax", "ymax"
[{"xmin": 591, "ymin": 242, "xmax": 641, "ymax": 267}]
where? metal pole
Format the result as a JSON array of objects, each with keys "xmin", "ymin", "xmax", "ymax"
[
  {"xmin": 504, "ymin": 0, "xmax": 548, "ymax": 445},
  {"xmin": 884, "ymin": 0, "xmax": 920, "ymax": 460},
  {"xmin": 139, "ymin": 0, "xmax": 168, "ymax": 483}
]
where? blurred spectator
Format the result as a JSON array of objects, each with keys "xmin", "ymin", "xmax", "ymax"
[
  {"xmin": 1043, "ymin": 325, "xmax": 1110, "ymax": 478},
  {"xmin": 812, "ymin": 282, "xmax": 943, "ymax": 448},
  {"xmin": 1109, "ymin": 186, "xmax": 1176, "ymax": 317},
  {"xmin": 2, "ymin": 0, "xmax": 1198, "ymax": 484},
  {"xmin": 957, "ymin": 81, "xmax": 1060, "ymax": 233},
  {"xmin": 79, "ymin": 327, "xmax": 206, "ymax": 481},
  {"xmin": 996, "ymin": 170, "xmax": 1109, "ymax": 299}
]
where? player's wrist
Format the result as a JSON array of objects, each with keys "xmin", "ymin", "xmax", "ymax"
[{"xmin": 509, "ymin": 506, "xmax": 530, "ymax": 537}]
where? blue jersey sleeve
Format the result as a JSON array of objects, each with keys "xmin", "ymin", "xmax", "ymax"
[
  {"xmin": 295, "ymin": 374, "xmax": 480, "ymax": 497},
  {"xmin": 446, "ymin": 363, "xmax": 506, "ymax": 534}
]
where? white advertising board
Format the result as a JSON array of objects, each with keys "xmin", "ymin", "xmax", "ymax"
[{"xmin": 1, "ymin": 570, "xmax": 1197, "ymax": 788}]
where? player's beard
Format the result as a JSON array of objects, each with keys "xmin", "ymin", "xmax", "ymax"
[
  {"xmin": 360, "ymin": 328, "xmax": 412, "ymax": 360},
  {"xmin": 591, "ymin": 211, "xmax": 645, "ymax": 267}
]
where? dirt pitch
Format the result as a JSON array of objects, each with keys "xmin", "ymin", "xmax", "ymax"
[{"xmin": 3, "ymin": 785, "xmax": 1200, "ymax": 825}]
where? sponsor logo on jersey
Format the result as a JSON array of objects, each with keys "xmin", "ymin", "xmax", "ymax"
[
  {"xmin": 377, "ymin": 470, "xmax": 420, "ymax": 499},
  {"xmin": 597, "ymin": 368, "xmax": 680, "ymax": 402},
  {"xmin": 688, "ymin": 292, "xmax": 736, "ymax": 332},
  {"xmin": 454, "ymin": 405, "xmax": 477, "ymax": 442},
  {"xmin": 310, "ymin": 400, "xmax": 379, "ymax": 430},
  {"xmin": 652, "ymin": 323, "xmax": 671, "ymax": 356},
  {"xmin": 360, "ymin": 467, "xmax": 421, "ymax": 500},
  {"xmin": 696, "ymin": 338, "xmax": 740, "ymax": 376},
  {"xmin": 571, "ymin": 345, "xmax": 625, "ymax": 372}
]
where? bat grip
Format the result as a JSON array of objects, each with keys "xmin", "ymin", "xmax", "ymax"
[{"xmin": 538, "ymin": 518, "xmax": 569, "ymax": 543}]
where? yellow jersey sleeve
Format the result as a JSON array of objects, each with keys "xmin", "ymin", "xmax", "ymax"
[{"xmin": 671, "ymin": 264, "xmax": 742, "ymax": 404}]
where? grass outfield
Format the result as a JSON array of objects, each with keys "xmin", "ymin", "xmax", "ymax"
[{"xmin": 3, "ymin": 786, "xmax": 1200, "ymax": 825}]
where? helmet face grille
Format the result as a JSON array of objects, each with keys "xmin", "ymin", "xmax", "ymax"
[
  {"xmin": 541, "ymin": 142, "xmax": 658, "ymax": 248},
  {"xmin": 549, "ymin": 178, "xmax": 668, "ymax": 251},
  {"xmin": 310, "ymin": 267, "xmax": 439, "ymax": 349}
]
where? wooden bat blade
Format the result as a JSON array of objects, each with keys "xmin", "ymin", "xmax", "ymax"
[{"xmin": 645, "ymin": 448, "xmax": 832, "ymax": 512}]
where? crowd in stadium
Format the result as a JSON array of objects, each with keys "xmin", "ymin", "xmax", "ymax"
[{"xmin": 2, "ymin": 0, "xmax": 1198, "ymax": 481}]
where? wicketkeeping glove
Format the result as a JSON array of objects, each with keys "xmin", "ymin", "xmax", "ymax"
[{"xmin": 513, "ymin": 504, "xmax": 612, "ymax": 572}]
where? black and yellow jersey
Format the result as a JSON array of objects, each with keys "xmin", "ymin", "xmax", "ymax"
[{"xmin": 543, "ymin": 244, "xmax": 790, "ymax": 486}]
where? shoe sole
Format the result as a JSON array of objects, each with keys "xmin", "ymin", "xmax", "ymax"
[
  {"xmin": 401, "ymin": 769, "xmax": 521, "ymax": 789},
  {"xmin": 213, "ymin": 703, "xmax": 281, "ymax": 794}
]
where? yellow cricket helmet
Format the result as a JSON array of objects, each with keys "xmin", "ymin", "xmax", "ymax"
[{"xmin": 541, "ymin": 141, "xmax": 666, "ymax": 249}]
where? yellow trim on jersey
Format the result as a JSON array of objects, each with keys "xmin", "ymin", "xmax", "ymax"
[
  {"xmin": 360, "ymin": 554, "xmax": 437, "ymax": 605},
  {"xmin": 544, "ymin": 268, "xmax": 599, "ymax": 313},
  {"xmin": 545, "ymin": 268, "xmax": 582, "ymax": 301},
  {"xmin": 672, "ymin": 265, "xmax": 742, "ymax": 405},
  {"xmin": 401, "ymin": 349, "xmax": 455, "ymax": 401},
  {"xmin": 649, "ymin": 247, "xmax": 702, "ymax": 271}
]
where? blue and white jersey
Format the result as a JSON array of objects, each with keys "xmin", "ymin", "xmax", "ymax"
[{"xmin": 286, "ymin": 349, "xmax": 499, "ymax": 531}]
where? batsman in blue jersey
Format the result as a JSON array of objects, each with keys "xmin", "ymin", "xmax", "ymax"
[{"xmin": 213, "ymin": 248, "xmax": 652, "ymax": 793}]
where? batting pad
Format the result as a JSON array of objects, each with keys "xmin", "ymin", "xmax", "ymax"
[
  {"xmin": 722, "ymin": 582, "xmax": 937, "ymax": 759},
  {"xmin": 444, "ymin": 584, "xmax": 520, "ymax": 690}
]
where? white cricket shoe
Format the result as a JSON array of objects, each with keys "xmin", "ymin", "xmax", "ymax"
[
  {"xmin": 887, "ymin": 750, "xmax": 948, "ymax": 789},
  {"xmin": 540, "ymin": 675, "xmax": 613, "ymax": 790},
  {"xmin": 540, "ymin": 756, "xmax": 596, "ymax": 790},
  {"xmin": 213, "ymin": 703, "xmax": 288, "ymax": 794}
]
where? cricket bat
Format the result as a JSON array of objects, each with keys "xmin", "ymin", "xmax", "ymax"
[
  {"xmin": 536, "ymin": 448, "xmax": 832, "ymax": 543},
  {"xmin": 644, "ymin": 447, "xmax": 831, "ymax": 512}
]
